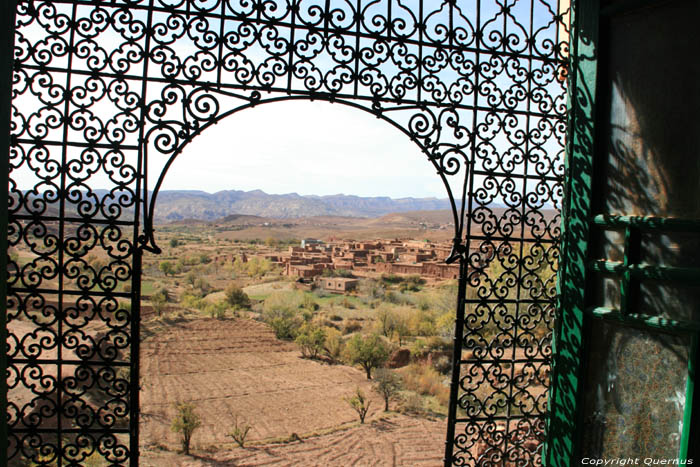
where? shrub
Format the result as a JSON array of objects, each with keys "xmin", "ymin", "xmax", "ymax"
[
  {"xmin": 323, "ymin": 327, "xmax": 344, "ymax": 363},
  {"xmin": 401, "ymin": 363, "xmax": 450, "ymax": 407},
  {"xmin": 394, "ymin": 275, "xmax": 425, "ymax": 292},
  {"xmin": 193, "ymin": 277, "xmax": 210, "ymax": 294},
  {"xmin": 181, "ymin": 291, "xmax": 204, "ymax": 309},
  {"xmin": 224, "ymin": 283, "xmax": 251, "ymax": 310},
  {"xmin": 295, "ymin": 324, "xmax": 326, "ymax": 359},
  {"xmin": 185, "ymin": 271, "xmax": 197, "ymax": 287},
  {"xmin": 235, "ymin": 256, "xmax": 276, "ymax": 278},
  {"xmin": 359, "ymin": 279, "xmax": 385, "ymax": 300},
  {"xmin": 380, "ymin": 273, "xmax": 403, "ymax": 284},
  {"xmin": 267, "ymin": 314, "xmax": 301, "ymax": 340},
  {"xmin": 153, "ymin": 287, "xmax": 169, "ymax": 303},
  {"xmin": 432, "ymin": 355, "xmax": 452, "ymax": 375},
  {"xmin": 416, "ymin": 295, "xmax": 431, "ymax": 312},
  {"xmin": 301, "ymin": 294, "xmax": 319, "ymax": 311},
  {"xmin": 343, "ymin": 320, "xmax": 363, "ymax": 334},
  {"xmin": 399, "ymin": 393, "xmax": 425, "ymax": 414},
  {"xmin": 205, "ymin": 301, "xmax": 228, "ymax": 319},
  {"xmin": 408, "ymin": 309, "xmax": 438, "ymax": 336},
  {"xmin": 159, "ymin": 261, "xmax": 175, "ymax": 276},
  {"xmin": 171, "ymin": 401, "xmax": 201, "ymax": 455},
  {"xmin": 344, "ymin": 387, "xmax": 371, "ymax": 424},
  {"xmin": 228, "ymin": 416, "xmax": 252, "ymax": 448},
  {"xmin": 410, "ymin": 336, "xmax": 452, "ymax": 358}
]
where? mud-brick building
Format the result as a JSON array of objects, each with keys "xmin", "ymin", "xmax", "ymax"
[
  {"xmin": 286, "ymin": 263, "xmax": 325, "ymax": 278},
  {"xmin": 316, "ymin": 277, "xmax": 359, "ymax": 293},
  {"xmin": 421, "ymin": 262, "xmax": 460, "ymax": 280},
  {"xmin": 398, "ymin": 252, "xmax": 435, "ymax": 263},
  {"xmin": 381, "ymin": 263, "xmax": 423, "ymax": 275}
]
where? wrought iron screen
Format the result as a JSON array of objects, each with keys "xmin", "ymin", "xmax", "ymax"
[{"xmin": 3, "ymin": 0, "xmax": 569, "ymax": 464}]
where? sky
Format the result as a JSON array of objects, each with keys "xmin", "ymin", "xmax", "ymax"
[
  {"xmin": 161, "ymin": 100, "xmax": 453, "ymax": 199},
  {"xmin": 10, "ymin": 0, "xmax": 568, "ymax": 202}
]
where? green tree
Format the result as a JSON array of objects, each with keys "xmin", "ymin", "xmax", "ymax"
[
  {"xmin": 224, "ymin": 283, "xmax": 251, "ymax": 310},
  {"xmin": 171, "ymin": 401, "xmax": 201, "ymax": 455},
  {"xmin": 323, "ymin": 327, "xmax": 344, "ymax": 363},
  {"xmin": 159, "ymin": 261, "xmax": 175, "ymax": 276},
  {"xmin": 375, "ymin": 305, "xmax": 396, "ymax": 338},
  {"xmin": 393, "ymin": 312, "xmax": 411, "ymax": 346},
  {"xmin": 295, "ymin": 324, "xmax": 326, "ymax": 359},
  {"xmin": 169, "ymin": 238, "xmax": 179, "ymax": 248},
  {"xmin": 344, "ymin": 387, "xmax": 371, "ymax": 424},
  {"xmin": 373, "ymin": 368, "xmax": 402, "ymax": 411},
  {"xmin": 344, "ymin": 334, "xmax": 389, "ymax": 380},
  {"xmin": 151, "ymin": 287, "xmax": 169, "ymax": 317}
]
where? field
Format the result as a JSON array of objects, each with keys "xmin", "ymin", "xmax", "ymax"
[
  {"xmin": 139, "ymin": 317, "xmax": 445, "ymax": 466},
  {"xmin": 142, "ymin": 414, "xmax": 445, "ymax": 466},
  {"xmin": 7, "ymin": 208, "xmax": 554, "ymax": 465}
]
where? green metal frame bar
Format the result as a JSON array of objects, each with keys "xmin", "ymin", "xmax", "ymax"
[
  {"xmin": 680, "ymin": 333, "xmax": 697, "ymax": 461},
  {"xmin": 544, "ymin": 0, "xmax": 600, "ymax": 464},
  {"xmin": 589, "ymin": 261, "xmax": 700, "ymax": 283},
  {"xmin": 0, "ymin": 1, "xmax": 18, "ymax": 462},
  {"xmin": 587, "ymin": 307, "xmax": 700, "ymax": 333},
  {"xmin": 592, "ymin": 214, "xmax": 700, "ymax": 232}
]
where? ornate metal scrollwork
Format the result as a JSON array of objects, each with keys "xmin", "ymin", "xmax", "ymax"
[{"xmin": 6, "ymin": 0, "xmax": 569, "ymax": 464}]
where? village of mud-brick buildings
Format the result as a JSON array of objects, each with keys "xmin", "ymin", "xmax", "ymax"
[{"xmin": 216, "ymin": 238, "xmax": 493, "ymax": 293}]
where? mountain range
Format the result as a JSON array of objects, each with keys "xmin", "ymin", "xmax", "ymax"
[{"xmin": 153, "ymin": 190, "xmax": 459, "ymax": 222}]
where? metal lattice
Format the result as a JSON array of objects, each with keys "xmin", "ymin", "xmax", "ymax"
[{"xmin": 3, "ymin": 0, "xmax": 569, "ymax": 464}]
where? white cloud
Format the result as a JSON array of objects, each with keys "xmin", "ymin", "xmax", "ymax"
[{"xmin": 162, "ymin": 100, "xmax": 453, "ymax": 198}]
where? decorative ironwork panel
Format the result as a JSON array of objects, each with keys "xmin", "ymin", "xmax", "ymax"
[{"xmin": 4, "ymin": 0, "xmax": 569, "ymax": 464}]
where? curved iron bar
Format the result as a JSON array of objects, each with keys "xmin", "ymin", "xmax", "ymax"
[{"xmin": 142, "ymin": 93, "xmax": 466, "ymax": 254}]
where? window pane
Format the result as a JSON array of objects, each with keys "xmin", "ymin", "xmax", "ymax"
[{"xmin": 581, "ymin": 321, "xmax": 689, "ymax": 458}]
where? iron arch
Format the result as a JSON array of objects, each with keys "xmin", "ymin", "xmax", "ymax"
[{"xmin": 143, "ymin": 95, "xmax": 468, "ymax": 255}]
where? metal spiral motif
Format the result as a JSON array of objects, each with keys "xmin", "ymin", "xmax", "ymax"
[{"xmin": 6, "ymin": 0, "xmax": 569, "ymax": 464}]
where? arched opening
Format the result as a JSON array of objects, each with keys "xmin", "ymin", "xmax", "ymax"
[
  {"xmin": 137, "ymin": 99, "xmax": 463, "ymax": 464},
  {"xmin": 142, "ymin": 96, "xmax": 468, "ymax": 253}
]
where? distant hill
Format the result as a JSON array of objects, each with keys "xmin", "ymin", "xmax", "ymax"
[
  {"xmin": 152, "ymin": 190, "xmax": 461, "ymax": 222},
  {"xmin": 12, "ymin": 189, "xmax": 520, "ymax": 224}
]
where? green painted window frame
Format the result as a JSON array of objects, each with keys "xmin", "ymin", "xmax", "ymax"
[{"xmin": 545, "ymin": 0, "xmax": 700, "ymax": 464}]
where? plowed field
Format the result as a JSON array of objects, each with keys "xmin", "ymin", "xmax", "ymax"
[
  {"xmin": 139, "ymin": 317, "xmax": 445, "ymax": 465},
  {"xmin": 141, "ymin": 414, "xmax": 444, "ymax": 466}
]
